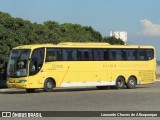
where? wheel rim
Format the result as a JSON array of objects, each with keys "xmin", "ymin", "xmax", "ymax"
[
  {"xmin": 118, "ymin": 80, "xmax": 124, "ymax": 87},
  {"xmin": 129, "ymin": 79, "xmax": 135, "ymax": 86},
  {"xmin": 47, "ymin": 82, "xmax": 52, "ymax": 89}
]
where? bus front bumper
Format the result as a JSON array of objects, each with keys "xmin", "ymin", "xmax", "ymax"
[{"xmin": 7, "ymin": 82, "xmax": 27, "ymax": 89}]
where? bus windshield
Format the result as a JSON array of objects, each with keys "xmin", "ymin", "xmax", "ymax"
[{"xmin": 7, "ymin": 49, "xmax": 30, "ymax": 77}]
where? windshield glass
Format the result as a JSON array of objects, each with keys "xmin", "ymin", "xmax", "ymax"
[{"xmin": 7, "ymin": 49, "xmax": 30, "ymax": 77}]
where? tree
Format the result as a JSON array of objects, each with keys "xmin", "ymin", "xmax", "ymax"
[
  {"xmin": 0, "ymin": 11, "xmax": 106, "ymax": 77},
  {"xmin": 0, "ymin": 11, "xmax": 126, "ymax": 81},
  {"xmin": 103, "ymin": 36, "xmax": 125, "ymax": 45},
  {"xmin": 84, "ymin": 26, "xmax": 103, "ymax": 42}
]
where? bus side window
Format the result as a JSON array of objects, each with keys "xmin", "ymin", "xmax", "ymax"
[
  {"xmin": 77, "ymin": 50, "xmax": 82, "ymax": 60},
  {"xmin": 84, "ymin": 49, "xmax": 93, "ymax": 60},
  {"xmin": 122, "ymin": 50, "xmax": 127, "ymax": 60},
  {"xmin": 46, "ymin": 48, "xmax": 55, "ymax": 62},
  {"xmin": 99, "ymin": 50, "xmax": 105, "ymax": 60},
  {"xmin": 88, "ymin": 49, "xmax": 93, "ymax": 60},
  {"xmin": 126, "ymin": 50, "xmax": 137, "ymax": 60},
  {"xmin": 145, "ymin": 49, "xmax": 154, "ymax": 60},
  {"xmin": 103, "ymin": 50, "xmax": 109, "ymax": 60},
  {"xmin": 62, "ymin": 49, "xmax": 77, "ymax": 61},
  {"xmin": 93, "ymin": 49, "xmax": 105, "ymax": 60},
  {"xmin": 56, "ymin": 50, "xmax": 63, "ymax": 61},
  {"xmin": 137, "ymin": 49, "xmax": 147, "ymax": 60},
  {"xmin": 110, "ymin": 50, "xmax": 116, "ymax": 60},
  {"xmin": 127, "ymin": 50, "xmax": 132, "ymax": 60},
  {"xmin": 117, "ymin": 50, "xmax": 122, "ymax": 60},
  {"xmin": 84, "ymin": 51, "xmax": 89, "ymax": 60},
  {"xmin": 72, "ymin": 49, "xmax": 77, "ymax": 60},
  {"xmin": 66, "ymin": 50, "xmax": 73, "ymax": 60},
  {"xmin": 110, "ymin": 49, "xmax": 122, "ymax": 60},
  {"xmin": 77, "ymin": 49, "xmax": 93, "ymax": 61},
  {"xmin": 133, "ymin": 50, "xmax": 137, "ymax": 60},
  {"xmin": 93, "ymin": 49, "xmax": 100, "ymax": 60}
]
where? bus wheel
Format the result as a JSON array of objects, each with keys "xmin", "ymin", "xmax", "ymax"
[
  {"xmin": 44, "ymin": 79, "xmax": 54, "ymax": 92},
  {"xmin": 115, "ymin": 77, "xmax": 125, "ymax": 89},
  {"xmin": 126, "ymin": 77, "xmax": 137, "ymax": 89},
  {"xmin": 96, "ymin": 86, "xmax": 108, "ymax": 90},
  {"xmin": 26, "ymin": 89, "xmax": 35, "ymax": 93}
]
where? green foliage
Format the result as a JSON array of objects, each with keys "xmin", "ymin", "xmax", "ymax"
[
  {"xmin": 103, "ymin": 36, "xmax": 125, "ymax": 45},
  {"xmin": 84, "ymin": 26, "xmax": 103, "ymax": 42},
  {"xmin": 0, "ymin": 11, "xmax": 124, "ymax": 77}
]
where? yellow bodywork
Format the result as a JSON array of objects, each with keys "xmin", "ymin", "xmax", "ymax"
[{"xmin": 7, "ymin": 42, "xmax": 156, "ymax": 89}]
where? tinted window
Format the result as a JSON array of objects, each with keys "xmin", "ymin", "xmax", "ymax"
[
  {"xmin": 77, "ymin": 49, "xmax": 93, "ymax": 60},
  {"xmin": 62, "ymin": 49, "xmax": 77, "ymax": 60},
  {"xmin": 145, "ymin": 49, "xmax": 154, "ymax": 60},
  {"xmin": 103, "ymin": 50, "xmax": 109, "ymax": 60},
  {"xmin": 117, "ymin": 50, "xmax": 122, "ymax": 60},
  {"xmin": 93, "ymin": 49, "xmax": 108, "ymax": 60},
  {"xmin": 121, "ymin": 50, "xmax": 127, "ymax": 60},
  {"xmin": 127, "ymin": 50, "xmax": 137, "ymax": 60},
  {"xmin": 109, "ymin": 49, "xmax": 121, "ymax": 60},
  {"xmin": 93, "ymin": 49, "xmax": 101, "ymax": 60},
  {"xmin": 46, "ymin": 48, "xmax": 63, "ymax": 62},
  {"xmin": 110, "ymin": 50, "xmax": 116, "ymax": 60},
  {"xmin": 46, "ymin": 49, "xmax": 55, "ymax": 62},
  {"xmin": 29, "ymin": 48, "xmax": 44, "ymax": 76},
  {"xmin": 137, "ymin": 49, "xmax": 147, "ymax": 60},
  {"xmin": 56, "ymin": 49, "xmax": 63, "ymax": 60},
  {"xmin": 93, "ymin": 49, "xmax": 99, "ymax": 60},
  {"xmin": 45, "ymin": 48, "xmax": 154, "ymax": 61}
]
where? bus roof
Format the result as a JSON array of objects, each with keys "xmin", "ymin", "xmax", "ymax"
[
  {"xmin": 13, "ymin": 42, "xmax": 155, "ymax": 50},
  {"xmin": 58, "ymin": 42, "xmax": 110, "ymax": 46}
]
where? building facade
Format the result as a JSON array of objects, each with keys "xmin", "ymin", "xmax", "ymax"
[{"xmin": 110, "ymin": 31, "xmax": 127, "ymax": 45}]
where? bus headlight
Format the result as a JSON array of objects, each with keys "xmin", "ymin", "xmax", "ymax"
[{"xmin": 19, "ymin": 80, "xmax": 27, "ymax": 83}]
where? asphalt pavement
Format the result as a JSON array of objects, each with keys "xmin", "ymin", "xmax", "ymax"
[{"xmin": 0, "ymin": 82, "xmax": 160, "ymax": 120}]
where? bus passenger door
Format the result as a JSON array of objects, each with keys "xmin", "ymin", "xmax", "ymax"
[{"xmin": 28, "ymin": 48, "xmax": 45, "ymax": 88}]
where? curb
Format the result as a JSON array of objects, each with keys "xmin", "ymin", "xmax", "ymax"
[
  {"xmin": 0, "ymin": 88, "xmax": 23, "ymax": 92},
  {"xmin": 1, "ymin": 80, "xmax": 160, "ymax": 92}
]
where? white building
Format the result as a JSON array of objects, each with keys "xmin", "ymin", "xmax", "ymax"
[{"xmin": 110, "ymin": 31, "xmax": 127, "ymax": 45}]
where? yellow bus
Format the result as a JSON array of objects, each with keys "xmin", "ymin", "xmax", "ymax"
[{"xmin": 7, "ymin": 42, "xmax": 156, "ymax": 93}]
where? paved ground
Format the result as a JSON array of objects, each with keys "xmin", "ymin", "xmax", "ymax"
[{"xmin": 0, "ymin": 82, "xmax": 160, "ymax": 120}]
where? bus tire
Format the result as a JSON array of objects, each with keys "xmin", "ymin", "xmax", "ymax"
[
  {"xmin": 115, "ymin": 77, "xmax": 125, "ymax": 89},
  {"xmin": 96, "ymin": 86, "xmax": 108, "ymax": 90},
  {"xmin": 126, "ymin": 76, "xmax": 137, "ymax": 89},
  {"xmin": 26, "ymin": 89, "xmax": 35, "ymax": 93},
  {"xmin": 44, "ymin": 79, "xmax": 54, "ymax": 92}
]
